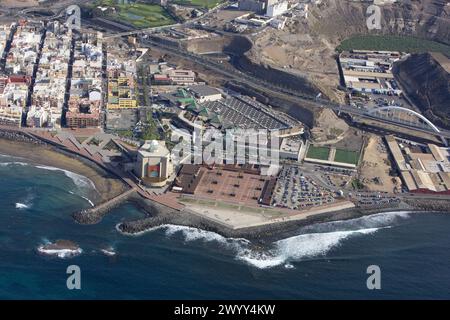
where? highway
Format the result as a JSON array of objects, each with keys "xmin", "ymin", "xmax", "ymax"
[
  {"xmin": 16, "ymin": 2, "xmax": 450, "ymax": 142},
  {"xmin": 134, "ymin": 37, "xmax": 450, "ymax": 142}
]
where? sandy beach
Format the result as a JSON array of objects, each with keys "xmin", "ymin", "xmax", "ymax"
[
  {"xmin": 0, "ymin": 137, "xmax": 128, "ymax": 204},
  {"xmin": 2, "ymin": 130, "xmax": 449, "ymax": 243}
]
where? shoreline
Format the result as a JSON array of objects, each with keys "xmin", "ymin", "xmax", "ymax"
[
  {"xmin": 0, "ymin": 133, "xmax": 128, "ymax": 204},
  {"xmin": 115, "ymin": 194, "xmax": 449, "ymax": 243},
  {"xmin": 2, "ymin": 130, "xmax": 450, "ymax": 243}
]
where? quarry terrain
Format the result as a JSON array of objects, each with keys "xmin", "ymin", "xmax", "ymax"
[
  {"xmin": 248, "ymin": 0, "xmax": 450, "ymax": 103},
  {"xmin": 394, "ymin": 52, "xmax": 450, "ymax": 129},
  {"xmin": 359, "ymin": 135, "xmax": 400, "ymax": 193},
  {"xmin": 310, "ymin": 109, "xmax": 350, "ymax": 145}
]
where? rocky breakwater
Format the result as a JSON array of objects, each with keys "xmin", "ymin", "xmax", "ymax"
[
  {"xmin": 0, "ymin": 128, "xmax": 45, "ymax": 145},
  {"xmin": 404, "ymin": 198, "xmax": 450, "ymax": 212},
  {"xmin": 116, "ymin": 196, "xmax": 181, "ymax": 234},
  {"xmin": 73, "ymin": 188, "xmax": 136, "ymax": 224}
]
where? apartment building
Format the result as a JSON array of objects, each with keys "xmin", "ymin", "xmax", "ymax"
[
  {"xmin": 67, "ymin": 33, "xmax": 103, "ymax": 128},
  {"xmin": 5, "ymin": 23, "xmax": 42, "ymax": 76},
  {"xmin": 0, "ymin": 76, "xmax": 31, "ymax": 127},
  {"xmin": 29, "ymin": 23, "xmax": 71, "ymax": 128}
]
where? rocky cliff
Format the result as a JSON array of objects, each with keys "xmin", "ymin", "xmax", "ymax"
[
  {"xmin": 394, "ymin": 52, "xmax": 450, "ymax": 129},
  {"xmin": 309, "ymin": 0, "xmax": 449, "ymax": 44},
  {"xmin": 249, "ymin": 0, "xmax": 450, "ymax": 103}
]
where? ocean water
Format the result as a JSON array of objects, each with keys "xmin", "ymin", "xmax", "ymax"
[{"xmin": 1, "ymin": 153, "xmax": 450, "ymax": 299}]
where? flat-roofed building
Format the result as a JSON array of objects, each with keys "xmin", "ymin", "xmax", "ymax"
[
  {"xmin": 188, "ymin": 85, "xmax": 222, "ymax": 103},
  {"xmin": 167, "ymin": 69, "xmax": 195, "ymax": 85},
  {"xmin": 0, "ymin": 105, "xmax": 22, "ymax": 126},
  {"xmin": 386, "ymin": 135, "xmax": 408, "ymax": 171},
  {"xmin": 438, "ymin": 172, "xmax": 450, "ymax": 190},
  {"xmin": 279, "ymin": 137, "xmax": 302, "ymax": 161},
  {"xmin": 386, "ymin": 135, "xmax": 450, "ymax": 194},
  {"xmin": 429, "ymin": 143, "xmax": 446, "ymax": 162},
  {"xmin": 107, "ymin": 76, "xmax": 137, "ymax": 109},
  {"xmin": 339, "ymin": 50, "xmax": 403, "ymax": 95},
  {"xmin": 411, "ymin": 170, "xmax": 436, "ymax": 191}
]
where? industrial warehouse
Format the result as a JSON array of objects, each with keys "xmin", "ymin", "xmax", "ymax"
[
  {"xmin": 386, "ymin": 135, "xmax": 450, "ymax": 194},
  {"xmin": 339, "ymin": 50, "xmax": 403, "ymax": 95}
]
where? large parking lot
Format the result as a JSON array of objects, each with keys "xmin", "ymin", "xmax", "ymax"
[{"xmin": 272, "ymin": 166, "xmax": 337, "ymax": 210}]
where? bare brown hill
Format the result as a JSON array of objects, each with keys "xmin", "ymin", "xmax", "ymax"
[
  {"xmin": 249, "ymin": 0, "xmax": 450, "ymax": 103},
  {"xmin": 394, "ymin": 52, "xmax": 450, "ymax": 129}
]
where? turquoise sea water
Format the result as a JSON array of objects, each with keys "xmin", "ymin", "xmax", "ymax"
[{"xmin": 1, "ymin": 153, "xmax": 450, "ymax": 299}]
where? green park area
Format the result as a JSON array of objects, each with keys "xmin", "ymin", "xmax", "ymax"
[
  {"xmin": 92, "ymin": 0, "xmax": 175, "ymax": 29},
  {"xmin": 337, "ymin": 35, "xmax": 450, "ymax": 56},
  {"xmin": 306, "ymin": 145, "xmax": 330, "ymax": 161},
  {"xmin": 334, "ymin": 149, "xmax": 360, "ymax": 165}
]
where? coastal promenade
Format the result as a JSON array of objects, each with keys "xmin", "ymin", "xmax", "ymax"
[
  {"xmin": 0, "ymin": 125, "xmax": 184, "ymax": 214},
  {"xmin": 29, "ymin": 130, "xmax": 185, "ymax": 211},
  {"xmin": 4, "ymin": 125, "xmax": 450, "ymax": 237}
]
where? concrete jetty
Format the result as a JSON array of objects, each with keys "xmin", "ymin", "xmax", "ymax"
[{"xmin": 73, "ymin": 188, "xmax": 137, "ymax": 224}]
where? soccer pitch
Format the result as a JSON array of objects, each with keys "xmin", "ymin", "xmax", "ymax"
[
  {"xmin": 93, "ymin": 1, "xmax": 175, "ymax": 29},
  {"xmin": 306, "ymin": 145, "xmax": 330, "ymax": 160},
  {"xmin": 334, "ymin": 149, "xmax": 360, "ymax": 165}
]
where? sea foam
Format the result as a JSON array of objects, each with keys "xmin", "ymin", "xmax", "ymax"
[
  {"xmin": 237, "ymin": 227, "xmax": 380, "ymax": 269},
  {"xmin": 34, "ymin": 165, "xmax": 96, "ymax": 190},
  {"xmin": 132, "ymin": 211, "xmax": 412, "ymax": 269},
  {"xmin": 0, "ymin": 161, "xmax": 28, "ymax": 167},
  {"xmin": 15, "ymin": 202, "xmax": 30, "ymax": 209},
  {"xmin": 0, "ymin": 160, "xmax": 96, "ymax": 191},
  {"xmin": 37, "ymin": 246, "xmax": 83, "ymax": 259}
]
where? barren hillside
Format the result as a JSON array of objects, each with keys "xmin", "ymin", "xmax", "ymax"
[
  {"xmin": 394, "ymin": 52, "xmax": 450, "ymax": 129},
  {"xmin": 249, "ymin": 0, "xmax": 450, "ymax": 102}
]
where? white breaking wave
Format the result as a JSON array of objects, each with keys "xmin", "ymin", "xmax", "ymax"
[
  {"xmin": 0, "ymin": 161, "xmax": 96, "ymax": 191},
  {"xmin": 81, "ymin": 195, "xmax": 95, "ymax": 207},
  {"xmin": 300, "ymin": 211, "xmax": 411, "ymax": 234},
  {"xmin": 163, "ymin": 224, "xmax": 250, "ymax": 245},
  {"xmin": 0, "ymin": 161, "xmax": 29, "ymax": 167},
  {"xmin": 237, "ymin": 228, "xmax": 380, "ymax": 269},
  {"xmin": 0, "ymin": 154, "xmax": 25, "ymax": 159},
  {"xmin": 37, "ymin": 246, "xmax": 83, "ymax": 259},
  {"xmin": 15, "ymin": 191, "xmax": 35, "ymax": 210},
  {"xmin": 68, "ymin": 190, "xmax": 94, "ymax": 206},
  {"xmin": 15, "ymin": 202, "xmax": 30, "ymax": 209},
  {"xmin": 34, "ymin": 165, "xmax": 96, "ymax": 190},
  {"xmin": 119, "ymin": 211, "xmax": 413, "ymax": 269},
  {"xmin": 101, "ymin": 247, "xmax": 117, "ymax": 256}
]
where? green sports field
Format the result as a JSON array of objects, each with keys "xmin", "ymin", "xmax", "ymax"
[
  {"xmin": 334, "ymin": 149, "xmax": 360, "ymax": 165},
  {"xmin": 306, "ymin": 145, "xmax": 330, "ymax": 161},
  {"xmin": 93, "ymin": 1, "xmax": 175, "ymax": 29},
  {"xmin": 337, "ymin": 35, "xmax": 450, "ymax": 56}
]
